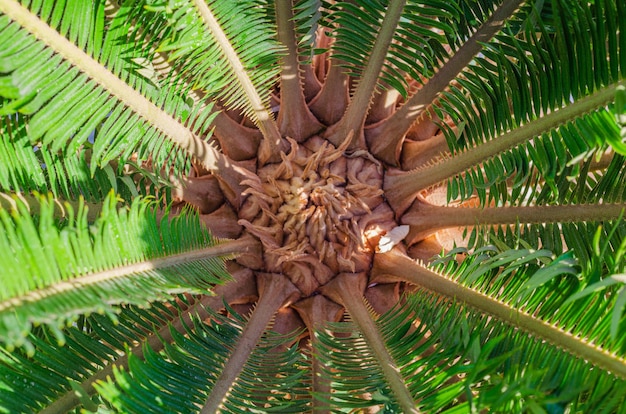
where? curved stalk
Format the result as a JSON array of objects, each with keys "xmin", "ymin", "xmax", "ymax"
[
  {"xmin": 403, "ymin": 201, "xmax": 626, "ymax": 243},
  {"xmin": 325, "ymin": 0, "xmax": 407, "ymax": 149},
  {"xmin": 201, "ymin": 273, "xmax": 299, "ymax": 413},
  {"xmin": 192, "ymin": 0, "xmax": 283, "ymax": 165},
  {"xmin": 39, "ymin": 294, "xmax": 224, "ymax": 414},
  {"xmin": 372, "ymin": 251, "xmax": 626, "ymax": 379},
  {"xmin": 275, "ymin": 0, "xmax": 324, "ymax": 141},
  {"xmin": 292, "ymin": 295, "xmax": 343, "ymax": 414},
  {"xmin": 321, "ymin": 273, "xmax": 419, "ymax": 414},
  {"xmin": 0, "ymin": 0, "xmax": 224, "ymax": 172},
  {"xmin": 366, "ymin": 0, "xmax": 525, "ymax": 164},
  {"xmin": 385, "ymin": 83, "xmax": 623, "ymax": 214},
  {"xmin": 0, "ymin": 237, "xmax": 252, "ymax": 313}
]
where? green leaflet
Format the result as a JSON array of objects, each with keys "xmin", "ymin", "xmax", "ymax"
[
  {"xmin": 0, "ymin": 192, "xmax": 230, "ymax": 352},
  {"xmin": 314, "ymin": 292, "xmax": 626, "ymax": 412},
  {"xmin": 96, "ymin": 308, "xmax": 309, "ymax": 413},
  {"xmin": 0, "ymin": 1, "xmax": 218, "ymax": 179}
]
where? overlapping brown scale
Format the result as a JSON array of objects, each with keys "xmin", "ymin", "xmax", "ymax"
[{"xmin": 237, "ymin": 133, "xmax": 397, "ymax": 297}]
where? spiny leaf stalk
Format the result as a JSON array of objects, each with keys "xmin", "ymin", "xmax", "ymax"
[
  {"xmin": 373, "ymin": 250, "xmax": 626, "ymax": 379},
  {"xmin": 404, "ymin": 200, "xmax": 626, "ymax": 243}
]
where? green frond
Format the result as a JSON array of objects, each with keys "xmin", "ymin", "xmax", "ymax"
[
  {"xmin": 131, "ymin": 0, "xmax": 282, "ymax": 124},
  {"xmin": 314, "ymin": 316, "xmax": 402, "ymax": 412},
  {"xmin": 292, "ymin": 0, "xmax": 323, "ymax": 61},
  {"xmin": 315, "ymin": 290, "xmax": 626, "ymax": 412},
  {"xmin": 380, "ymin": 0, "xmax": 461, "ymax": 97},
  {"xmin": 1, "ymin": 296, "xmax": 212, "ymax": 413},
  {"xmin": 0, "ymin": 113, "xmax": 164, "ymax": 203},
  {"xmin": 0, "ymin": 0, "xmax": 220, "ymax": 177},
  {"xmin": 432, "ymin": 240, "xmax": 626, "ymax": 375},
  {"xmin": 324, "ymin": 0, "xmax": 489, "ymax": 98},
  {"xmin": 0, "ymin": 326, "xmax": 115, "ymax": 413},
  {"xmin": 426, "ymin": 0, "xmax": 626, "ymax": 204},
  {"xmin": 458, "ymin": 148, "xmax": 626, "ymax": 287},
  {"xmin": 445, "ymin": 107, "xmax": 624, "ymax": 206},
  {"xmin": 0, "ymin": 192, "xmax": 233, "ymax": 351},
  {"xmin": 96, "ymin": 308, "xmax": 310, "ymax": 413},
  {"xmin": 325, "ymin": 1, "xmax": 387, "ymax": 80}
]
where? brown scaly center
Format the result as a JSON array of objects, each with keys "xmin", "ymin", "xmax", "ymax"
[{"xmin": 238, "ymin": 135, "xmax": 398, "ymax": 296}]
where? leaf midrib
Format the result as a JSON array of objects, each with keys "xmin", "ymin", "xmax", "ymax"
[
  {"xmin": 0, "ymin": 238, "xmax": 250, "ymax": 312},
  {"xmin": 374, "ymin": 250, "xmax": 626, "ymax": 379},
  {"xmin": 0, "ymin": 0, "xmax": 222, "ymax": 171}
]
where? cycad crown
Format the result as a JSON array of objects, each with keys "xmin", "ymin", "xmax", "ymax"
[{"xmin": 1, "ymin": 0, "xmax": 626, "ymax": 413}]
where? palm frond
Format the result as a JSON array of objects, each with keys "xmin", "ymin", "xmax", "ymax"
[
  {"xmin": 315, "ymin": 289, "xmax": 626, "ymax": 412},
  {"xmin": 96, "ymin": 306, "xmax": 310, "ymax": 413},
  {"xmin": 0, "ymin": 192, "xmax": 238, "ymax": 351},
  {"xmin": 131, "ymin": 0, "xmax": 283, "ymax": 132},
  {"xmin": 433, "ymin": 0, "xmax": 626, "ymax": 204},
  {"xmin": 449, "ymin": 149, "xmax": 626, "ymax": 305},
  {"xmin": 429, "ymin": 240, "xmax": 626, "ymax": 372},
  {"xmin": 1, "ymin": 295, "xmax": 221, "ymax": 413},
  {"xmin": 0, "ymin": 0, "xmax": 221, "ymax": 176},
  {"xmin": 292, "ymin": 0, "xmax": 323, "ymax": 61},
  {"xmin": 0, "ymin": 113, "xmax": 164, "ymax": 203},
  {"xmin": 381, "ymin": 0, "xmax": 461, "ymax": 97}
]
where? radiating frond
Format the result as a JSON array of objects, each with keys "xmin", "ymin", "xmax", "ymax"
[
  {"xmin": 0, "ymin": 192, "xmax": 236, "ymax": 351},
  {"xmin": 96, "ymin": 307, "xmax": 310, "ymax": 413},
  {"xmin": 128, "ymin": 0, "xmax": 283, "ymax": 125},
  {"xmin": 431, "ymin": 241, "xmax": 626, "ymax": 373},
  {"xmin": 0, "ymin": 296, "xmax": 220, "ymax": 413},
  {"xmin": 0, "ymin": 113, "xmax": 164, "ymax": 202},
  {"xmin": 436, "ymin": 0, "xmax": 626, "ymax": 205},
  {"xmin": 292, "ymin": 0, "xmax": 323, "ymax": 60},
  {"xmin": 0, "ymin": 1, "xmax": 221, "ymax": 177},
  {"xmin": 380, "ymin": 0, "xmax": 461, "ymax": 97},
  {"xmin": 316, "ymin": 290, "xmax": 626, "ymax": 412}
]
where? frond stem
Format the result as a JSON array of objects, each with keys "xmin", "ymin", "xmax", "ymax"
[
  {"xmin": 275, "ymin": 0, "xmax": 323, "ymax": 140},
  {"xmin": 385, "ymin": 82, "xmax": 623, "ymax": 213},
  {"xmin": 321, "ymin": 273, "xmax": 419, "ymax": 413},
  {"xmin": 0, "ymin": 238, "xmax": 253, "ymax": 313},
  {"xmin": 373, "ymin": 251, "xmax": 626, "ymax": 379},
  {"xmin": 326, "ymin": 0, "xmax": 407, "ymax": 148},
  {"xmin": 0, "ymin": 0, "xmax": 224, "ymax": 172},
  {"xmin": 292, "ymin": 295, "xmax": 343, "ymax": 414},
  {"xmin": 367, "ymin": 0, "xmax": 524, "ymax": 163},
  {"xmin": 200, "ymin": 273, "xmax": 299, "ymax": 413},
  {"xmin": 403, "ymin": 201, "xmax": 626, "ymax": 243},
  {"xmin": 192, "ymin": 0, "xmax": 283, "ymax": 164}
]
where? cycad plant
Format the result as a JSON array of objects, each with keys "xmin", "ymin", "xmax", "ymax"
[{"xmin": 1, "ymin": 0, "xmax": 626, "ymax": 412}]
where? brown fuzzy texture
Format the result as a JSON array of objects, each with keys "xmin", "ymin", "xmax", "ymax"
[{"xmin": 238, "ymin": 135, "xmax": 396, "ymax": 296}]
